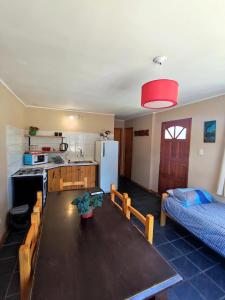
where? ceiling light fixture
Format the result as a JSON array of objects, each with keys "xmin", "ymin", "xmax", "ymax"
[
  {"xmin": 141, "ymin": 57, "xmax": 179, "ymax": 109},
  {"xmin": 69, "ymin": 114, "xmax": 80, "ymax": 120}
]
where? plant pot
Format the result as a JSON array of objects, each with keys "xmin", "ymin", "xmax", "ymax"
[
  {"xmin": 29, "ymin": 129, "xmax": 38, "ymax": 136},
  {"xmin": 81, "ymin": 207, "xmax": 93, "ymax": 219}
]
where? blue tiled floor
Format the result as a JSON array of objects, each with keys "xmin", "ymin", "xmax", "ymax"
[
  {"xmin": 1, "ymin": 177, "xmax": 225, "ymax": 300},
  {"xmin": 0, "ymin": 230, "xmax": 25, "ymax": 300},
  {"xmin": 119, "ymin": 177, "xmax": 225, "ymax": 300}
]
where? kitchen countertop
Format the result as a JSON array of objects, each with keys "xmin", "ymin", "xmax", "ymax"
[{"xmin": 22, "ymin": 161, "xmax": 98, "ymax": 170}]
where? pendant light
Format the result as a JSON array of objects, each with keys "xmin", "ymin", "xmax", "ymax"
[{"xmin": 141, "ymin": 57, "xmax": 178, "ymax": 109}]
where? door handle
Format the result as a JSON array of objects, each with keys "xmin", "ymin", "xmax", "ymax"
[{"xmin": 103, "ymin": 143, "xmax": 105, "ymax": 157}]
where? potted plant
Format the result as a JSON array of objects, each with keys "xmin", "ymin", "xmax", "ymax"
[
  {"xmin": 29, "ymin": 126, "xmax": 39, "ymax": 136},
  {"xmin": 71, "ymin": 192, "xmax": 103, "ymax": 219}
]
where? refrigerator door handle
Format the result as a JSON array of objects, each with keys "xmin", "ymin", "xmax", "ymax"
[{"xmin": 103, "ymin": 142, "xmax": 105, "ymax": 157}]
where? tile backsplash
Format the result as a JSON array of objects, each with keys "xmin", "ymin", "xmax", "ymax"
[
  {"xmin": 25, "ymin": 131, "xmax": 110, "ymax": 161},
  {"xmin": 6, "ymin": 125, "xmax": 25, "ymax": 208}
]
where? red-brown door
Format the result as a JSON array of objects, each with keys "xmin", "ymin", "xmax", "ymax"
[
  {"xmin": 158, "ymin": 118, "xmax": 192, "ymax": 194},
  {"xmin": 124, "ymin": 128, "xmax": 133, "ymax": 179}
]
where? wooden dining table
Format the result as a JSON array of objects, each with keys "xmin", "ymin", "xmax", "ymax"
[{"xmin": 30, "ymin": 191, "xmax": 182, "ymax": 300}]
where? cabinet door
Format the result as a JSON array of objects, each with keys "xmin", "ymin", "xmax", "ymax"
[
  {"xmin": 48, "ymin": 169, "xmax": 55, "ymax": 192},
  {"xmin": 60, "ymin": 167, "xmax": 69, "ymax": 191},
  {"xmin": 80, "ymin": 166, "xmax": 96, "ymax": 188},
  {"xmin": 61, "ymin": 166, "xmax": 83, "ymax": 190},
  {"xmin": 60, "ymin": 167, "xmax": 79, "ymax": 190},
  {"xmin": 48, "ymin": 168, "xmax": 61, "ymax": 192},
  {"xmin": 71, "ymin": 166, "xmax": 80, "ymax": 182}
]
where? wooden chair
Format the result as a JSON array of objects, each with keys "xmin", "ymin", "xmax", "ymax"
[
  {"xmin": 31, "ymin": 212, "xmax": 40, "ymax": 239},
  {"xmin": 19, "ymin": 213, "xmax": 40, "ymax": 300},
  {"xmin": 124, "ymin": 197, "xmax": 154, "ymax": 244},
  {"xmin": 33, "ymin": 191, "xmax": 43, "ymax": 225},
  {"xmin": 60, "ymin": 177, "xmax": 88, "ymax": 191},
  {"xmin": 110, "ymin": 184, "xmax": 128, "ymax": 212}
]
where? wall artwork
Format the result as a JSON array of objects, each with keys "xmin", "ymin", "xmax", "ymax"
[
  {"xmin": 204, "ymin": 120, "xmax": 216, "ymax": 143},
  {"xmin": 134, "ymin": 130, "xmax": 149, "ymax": 136}
]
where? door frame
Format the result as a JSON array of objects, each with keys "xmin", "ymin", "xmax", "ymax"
[
  {"xmin": 124, "ymin": 127, "xmax": 133, "ymax": 179},
  {"xmin": 114, "ymin": 128, "xmax": 123, "ymax": 175}
]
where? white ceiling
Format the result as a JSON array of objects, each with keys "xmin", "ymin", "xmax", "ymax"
[{"xmin": 1, "ymin": 0, "xmax": 225, "ymax": 119}]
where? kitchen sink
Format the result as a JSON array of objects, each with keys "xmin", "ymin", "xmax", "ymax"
[{"xmin": 68, "ymin": 160, "xmax": 94, "ymax": 164}]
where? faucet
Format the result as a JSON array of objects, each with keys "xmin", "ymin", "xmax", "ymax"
[
  {"xmin": 80, "ymin": 148, "xmax": 84, "ymax": 158},
  {"xmin": 77, "ymin": 147, "xmax": 84, "ymax": 160}
]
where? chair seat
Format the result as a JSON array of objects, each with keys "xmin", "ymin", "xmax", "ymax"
[{"xmin": 10, "ymin": 205, "xmax": 29, "ymax": 215}]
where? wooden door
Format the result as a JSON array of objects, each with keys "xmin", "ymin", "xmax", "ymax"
[
  {"xmin": 114, "ymin": 128, "xmax": 123, "ymax": 175},
  {"xmin": 124, "ymin": 128, "xmax": 133, "ymax": 179},
  {"xmin": 158, "ymin": 118, "xmax": 192, "ymax": 194}
]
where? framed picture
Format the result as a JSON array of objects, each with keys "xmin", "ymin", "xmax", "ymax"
[{"xmin": 204, "ymin": 120, "xmax": 216, "ymax": 143}]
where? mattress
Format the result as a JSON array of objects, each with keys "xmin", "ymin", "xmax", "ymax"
[{"xmin": 164, "ymin": 196, "xmax": 225, "ymax": 257}]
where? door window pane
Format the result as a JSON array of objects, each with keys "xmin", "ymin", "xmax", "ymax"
[
  {"xmin": 177, "ymin": 128, "xmax": 187, "ymax": 139},
  {"xmin": 175, "ymin": 126, "xmax": 183, "ymax": 138},
  {"xmin": 165, "ymin": 126, "xmax": 187, "ymax": 140},
  {"xmin": 168, "ymin": 126, "xmax": 175, "ymax": 138},
  {"xmin": 165, "ymin": 129, "xmax": 172, "ymax": 139}
]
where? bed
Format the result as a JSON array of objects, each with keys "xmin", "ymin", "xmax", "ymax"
[{"xmin": 160, "ymin": 193, "xmax": 225, "ymax": 257}]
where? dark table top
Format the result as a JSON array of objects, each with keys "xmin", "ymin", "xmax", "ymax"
[{"xmin": 31, "ymin": 191, "xmax": 181, "ymax": 300}]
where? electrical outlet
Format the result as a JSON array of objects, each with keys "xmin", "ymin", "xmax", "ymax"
[{"xmin": 199, "ymin": 148, "xmax": 204, "ymax": 156}]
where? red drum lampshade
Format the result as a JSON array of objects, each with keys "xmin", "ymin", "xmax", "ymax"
[{"xmin": 141, "ymin": 79, "xmax": 178, "ymax": 109}]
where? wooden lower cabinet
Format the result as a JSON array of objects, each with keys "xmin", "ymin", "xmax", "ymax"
[
  {"xmin": 48, "ymin": 167, "xmax": 61, "ymax": 192},
  {"xmin": 80, "ymin": 166, "xmax": 96, "ymax": 188},
  {"xmin": 48, "ymin": 165, "xmax": 96, "ymax": 192}
]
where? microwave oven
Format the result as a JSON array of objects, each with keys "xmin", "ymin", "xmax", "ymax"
[{"xmin": 24, "ymin": 153, "xmax": 48, "ymax": 165}]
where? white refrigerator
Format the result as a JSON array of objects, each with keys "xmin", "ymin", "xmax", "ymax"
[{"xmin": 95, "ymin": 141, "xmax": 118, "ymax": 193}]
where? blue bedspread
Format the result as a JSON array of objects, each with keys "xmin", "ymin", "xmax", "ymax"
[{"xmin": 164, "ymin": 197, "xmax": 225, "ymax": 257}]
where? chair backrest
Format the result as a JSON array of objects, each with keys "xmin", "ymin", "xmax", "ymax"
[
  {"xmin": 19, "ymin": 212, "xmax": 39, "ymax": 300},
  {"xmin": 110, "ymin": 184, "xmax": 128, "ymax": 212},
  {"xmin": 124, "ymin": 197, "xmax": 154, "ymax": 244},
  {"xmin": 31, "ymin": 212, "xmax": 40, "ymax": 238},
  {"xmin": 60, "ymin": 177, "xmax": 88, "ymax": 191},
  {"xmin": 33, "ymin": 191, "xmax": 43, "ymax": 225},
  {"xmin": 36, "ymin": 191, "xmax": 42, "ymax": 210}
]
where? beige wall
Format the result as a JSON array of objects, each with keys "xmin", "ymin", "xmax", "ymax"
[
  {"xmin": 127, "ymin": 96, "xmax": 225, "ymax": 194},
  {"xmin": 125, "ymin": 114, "xmax": 153, "ymax": 188},
  {"xmin": 25, "ymin": 107, "xmax": 114, "ymax": 134},
  {"xmin": 151, "ymin": 96, "xmax": 225, "ymax": 193},
  {"xmin": 0, "ymin": 83, "xmax": 26, "ymax": 240},
  {"xmin": 114, "ymin": 119, "xmax": 124, "ymax": 129}
]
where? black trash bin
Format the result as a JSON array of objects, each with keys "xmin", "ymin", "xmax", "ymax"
[{"xmin": 8, "ymin": 204, "xmax": 29, "ymax": 231}]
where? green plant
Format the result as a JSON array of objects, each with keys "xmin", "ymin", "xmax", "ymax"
[
  {"xmin": 29, "ymin": 126, "xmax": 39, "ymax": 136},
  {"xmin": 71, "ymin": 192, "xmax": 103, "ymax": 215}
]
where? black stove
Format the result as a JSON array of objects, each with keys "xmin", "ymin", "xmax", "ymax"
[
  {"xmin": 12, "ymin": 167, "xmax": 47, "ymax": 209},
  {"xmin": 13, "ymin": 168, "xmax": 44, "ymax": 177}
]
